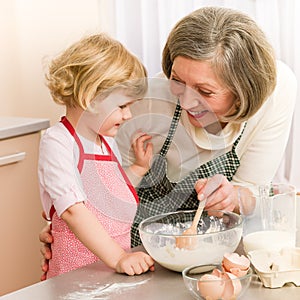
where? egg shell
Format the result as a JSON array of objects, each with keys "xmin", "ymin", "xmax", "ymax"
[
  {"xmin": 228, "ymin": 267, "xmax": 249, "ymax": 277},
  {"xmin": 221, "ymin": 272, "xmax": 242, "ymax": 300},
  {"xmin": 212, "ymin": 268, "xmax": 223, "ymax": 277},
  {"xmin": 197, "ymin": 274, "xmax": 225, "ymax": 299},
  {"xmin": 223, "ymin": 252, "xmax": 250, "ymax": 271}
]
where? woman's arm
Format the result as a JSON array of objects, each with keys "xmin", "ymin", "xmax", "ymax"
[
  {"xmin": 39, "ymin": 214, "xmax": 52, "ymax": 281},
  {"xmin": 233, "ymin": 60, "xmax": 297, "ymax": 186}
]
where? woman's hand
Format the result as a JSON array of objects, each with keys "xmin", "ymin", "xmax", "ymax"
[
  {"xmin": 115, "ymin": 251, "xmax": 155, "ymax": 275},
  {"xmin": 39, "ymin": 212, "xmax": 53, "ymax": 281},
  {"xmin": 194, "ymin": 174, "xmax": 238, "ymax": 212}
]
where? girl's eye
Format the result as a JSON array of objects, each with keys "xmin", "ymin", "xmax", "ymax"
[{"xmin": 119, "ymin": 104, "xmax": 128, "ymax": 109}]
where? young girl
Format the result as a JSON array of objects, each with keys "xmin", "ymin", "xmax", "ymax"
[{"xmin": 38, "ymin": 33, "xmax": 154, "ymax": 278}]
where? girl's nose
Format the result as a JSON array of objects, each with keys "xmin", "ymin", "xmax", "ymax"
[{"xmin": 122, "ymin": 106, "xmax": 132, "ymax": 120}]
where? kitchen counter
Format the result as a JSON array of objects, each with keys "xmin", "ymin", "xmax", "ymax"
[
  {"xmin": 1, "ymin": 177, "xmax": 298, "ymax": 299},
  {"xmin": 1, "ymin": 240, "xmax": 299, "ymax": 300},
  {"xmin": 0, "ymin": 116, "xmax": 50, "ymax": 139}
]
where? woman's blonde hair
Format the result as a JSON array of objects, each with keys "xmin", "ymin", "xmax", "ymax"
[
  {"xmin": 46, "ymin": 33, "xmax": 147, "ymax": 110},
  {"xmin": 162, "ymin": 6, "xmax": 276, "ymax": 122}
]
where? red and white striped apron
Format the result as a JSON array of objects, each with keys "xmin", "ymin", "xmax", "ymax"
[{"xmin": 47, "ymin": 117, "xmax": 138, "ymax": 278}]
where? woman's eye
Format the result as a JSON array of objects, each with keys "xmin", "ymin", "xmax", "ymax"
[
  {"xmin": 198, "ymin": 89, "xmax": 213, "ymax": 96},
  {"xmin": 119, "ymin": 104, "xmax": 127, "ymax": 109},
  {"xmin": 171, "ymin": 77, "xmax": 184, "ymax": 84}
]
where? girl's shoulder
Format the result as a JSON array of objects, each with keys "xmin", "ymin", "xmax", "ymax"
[
  {"xmin": 42, "ymin": 122, "xmax": 71, "ymax": 141},
  {"xmin": 40, "ymin": 122, "xmax": 74, "ymax": 153}
]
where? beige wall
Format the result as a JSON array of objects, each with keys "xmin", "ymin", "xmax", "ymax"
[{"xmin": 0, "ymin": 0, "xmax": 114, "ymax": 125}]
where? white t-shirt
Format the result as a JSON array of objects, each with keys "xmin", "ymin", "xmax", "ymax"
[
  {"xmin": 38, "ymin": 122, "xmax": 122, "ymax": 219},
  {"xmin": 116, "ymin": 60, "xmax": 297, "ymax": 187}
]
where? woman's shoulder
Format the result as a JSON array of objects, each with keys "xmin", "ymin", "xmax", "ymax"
[
  {"xmin": 269, "ymin": 59, "xmax": 297, "ymax": 109},
  {"xmin": 276, "ymin": 60, "xmax": 297, "ymax": 89},
  {"xmin": 246, "ymin": 59, "xmax": 297, "ymax": 127}
]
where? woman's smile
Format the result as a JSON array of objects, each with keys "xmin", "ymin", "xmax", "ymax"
[{"xmin": 187, "ymin": 109, "xmax": 210, "ymax": 119}]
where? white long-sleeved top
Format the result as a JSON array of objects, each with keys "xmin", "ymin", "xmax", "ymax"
[
  {"xmin": 38, "ymin": 122, "xmax": 122, "ymax": 219},
  {"xmin": 116, "ymin": 60, "xmax": 297, "ymax": 187}
]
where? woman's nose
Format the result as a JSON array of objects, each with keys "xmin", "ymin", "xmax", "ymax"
[{"xmin": 179, "ymin": 87, "xmax": 202, "ymax": 110}]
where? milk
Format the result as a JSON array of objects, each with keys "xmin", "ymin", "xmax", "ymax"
[{"xmin": 243, "ymin": 230, "xmax": 295, "ymax": 254}]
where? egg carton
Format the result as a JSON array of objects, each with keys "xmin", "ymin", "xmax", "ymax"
[{"xmin": 247, "ymin": 247, "xmax": 300, "ymax": 288}]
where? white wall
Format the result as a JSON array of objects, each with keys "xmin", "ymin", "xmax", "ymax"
[
  {"xmin": 0, "ymin": 1, "xmax": 19, "ymax": 116},
  {"xmin": 0, "ymin": 0, "xmax": 107, "ymax": 125}
]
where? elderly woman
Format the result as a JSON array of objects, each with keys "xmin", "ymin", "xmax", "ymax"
[
  {"xmin": 39, "ymin": 7, "xmax": 297, "ymax": 275},
  {"xmin": 118, "ymin": 6, "xmax": 297, "ymax": 246}
]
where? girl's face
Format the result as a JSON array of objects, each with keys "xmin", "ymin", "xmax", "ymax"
[
  {"xmin": 170, "ymin": 56, "xmax": 236, "ymax": 129},
  {"xmin": 83, "ymin": 91, "xmax": 137, "ymax": 138}
]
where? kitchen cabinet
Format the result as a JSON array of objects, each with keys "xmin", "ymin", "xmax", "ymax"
[{"xmin": 0, "ymin": 117, "xmax": 50, "ymax": 296}]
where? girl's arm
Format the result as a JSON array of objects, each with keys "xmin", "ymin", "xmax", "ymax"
[{"xmin": 61, "ymin": 202, "xmax": 154, "ymax": 275}]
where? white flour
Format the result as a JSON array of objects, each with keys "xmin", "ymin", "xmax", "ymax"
[
  {"xmin": 150, "ymin": 241, "xmax": 230, "ymax": 272},
  {"xmin": 60, "ymin": 278, "xmax": 150, "ymax": 300}
]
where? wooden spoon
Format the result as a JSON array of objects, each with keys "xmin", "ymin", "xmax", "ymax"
[{"xmin": 175, "ymin": 199, "xmax": 206, "ymax": 250}]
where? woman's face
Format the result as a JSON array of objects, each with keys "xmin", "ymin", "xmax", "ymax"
[{"xmin": 170, "ymin": 56, "xmax": 236, "ymax": 129}]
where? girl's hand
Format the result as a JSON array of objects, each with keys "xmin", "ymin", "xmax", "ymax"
[
  {"xmin": 115, "ymin": 251, "xmax": 155, "ymax": 275},
  {"xmin": 130, "ymin": 132, "xmax": 153, "ymax": 176},
  {"xmin": 194, "ymin": 174, "xmax": 237, "ymax": 212}
]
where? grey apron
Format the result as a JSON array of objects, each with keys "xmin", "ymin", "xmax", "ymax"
[{"xmin": 131, "ymin": 102, "xmax": 245, "ymax": 246}]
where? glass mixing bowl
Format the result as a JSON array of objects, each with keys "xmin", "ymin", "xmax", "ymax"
[
  {"xmin": 139, "ymin": 210, "xmax": 244, "ymax": 272},
  {"xmin": 182, "ymin": 264, "xmax": 253, "ymax": 299}
]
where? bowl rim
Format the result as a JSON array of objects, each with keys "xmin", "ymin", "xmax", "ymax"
[
  {"xmin": 182, "ymin": 263, "xmax": 253, "ymax": 282},
  {"xmin": 138, "ymin": 209, "xmax": 244, "ymax": 237}
]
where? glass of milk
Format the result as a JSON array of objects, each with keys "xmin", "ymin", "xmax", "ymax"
[{"xmin": 243, "ymin": 183, "xmax": 296, "ymax": 254}]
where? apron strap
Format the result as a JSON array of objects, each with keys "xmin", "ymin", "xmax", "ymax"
[
  {"xmin": 232, "ymin": 122, "xmax": 247, "ymax": 150},
  {"xmin": 50, "ymin": 116, "xmax": 140, "ymax": 220},
  {"xmin": 159, "ymin": 101, "xmax": 182, "ymax": 157},
  {"xmin": 60, "ymin": 116, "xmax": 85, "ymax": 172},
  {"xmin": 101, "ymin": 137, "xmax": 139, "ymax": 204}
]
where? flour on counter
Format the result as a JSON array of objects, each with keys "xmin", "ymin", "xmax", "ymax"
[{"xmin": 60, "ymin": 279, "xmax": 150, "ymax": 300}]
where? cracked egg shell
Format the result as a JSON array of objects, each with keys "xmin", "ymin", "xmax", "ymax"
[
  {"xmin": 223, "ymin": 252, "xmax": 250, "ymax": 272},
  {"xmin": 222, "ymin": 272, "xmax": 242, "ymax": 300},
  {"xmin": 197, "ymin": 274, "xmax": 225, "ymax": 299},
  {"xmin": 225, "ymin": 266, "xmax": 248, "ymax": 277}
]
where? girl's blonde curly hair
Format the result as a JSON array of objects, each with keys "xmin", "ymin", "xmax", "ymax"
[{"xmin": 46, "ymin": 33, "xmax": 147, "ymax": 110}]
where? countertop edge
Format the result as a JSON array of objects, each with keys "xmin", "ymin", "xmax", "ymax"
[{"xmin": 0, "ymin": 117, "xmax": 50, "ymax": 140}]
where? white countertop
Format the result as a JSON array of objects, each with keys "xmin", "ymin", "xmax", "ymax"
[
  {"xmin": 0, "ymin": 116, "xmax": 50, "ymax": 139},
  {"xmin": 1, "ymin": 242, "xmax": 300, "ymax": 300},
  {"xmin": 1, "ymin": 198, "xmax": 299, "ymax": 299}
]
